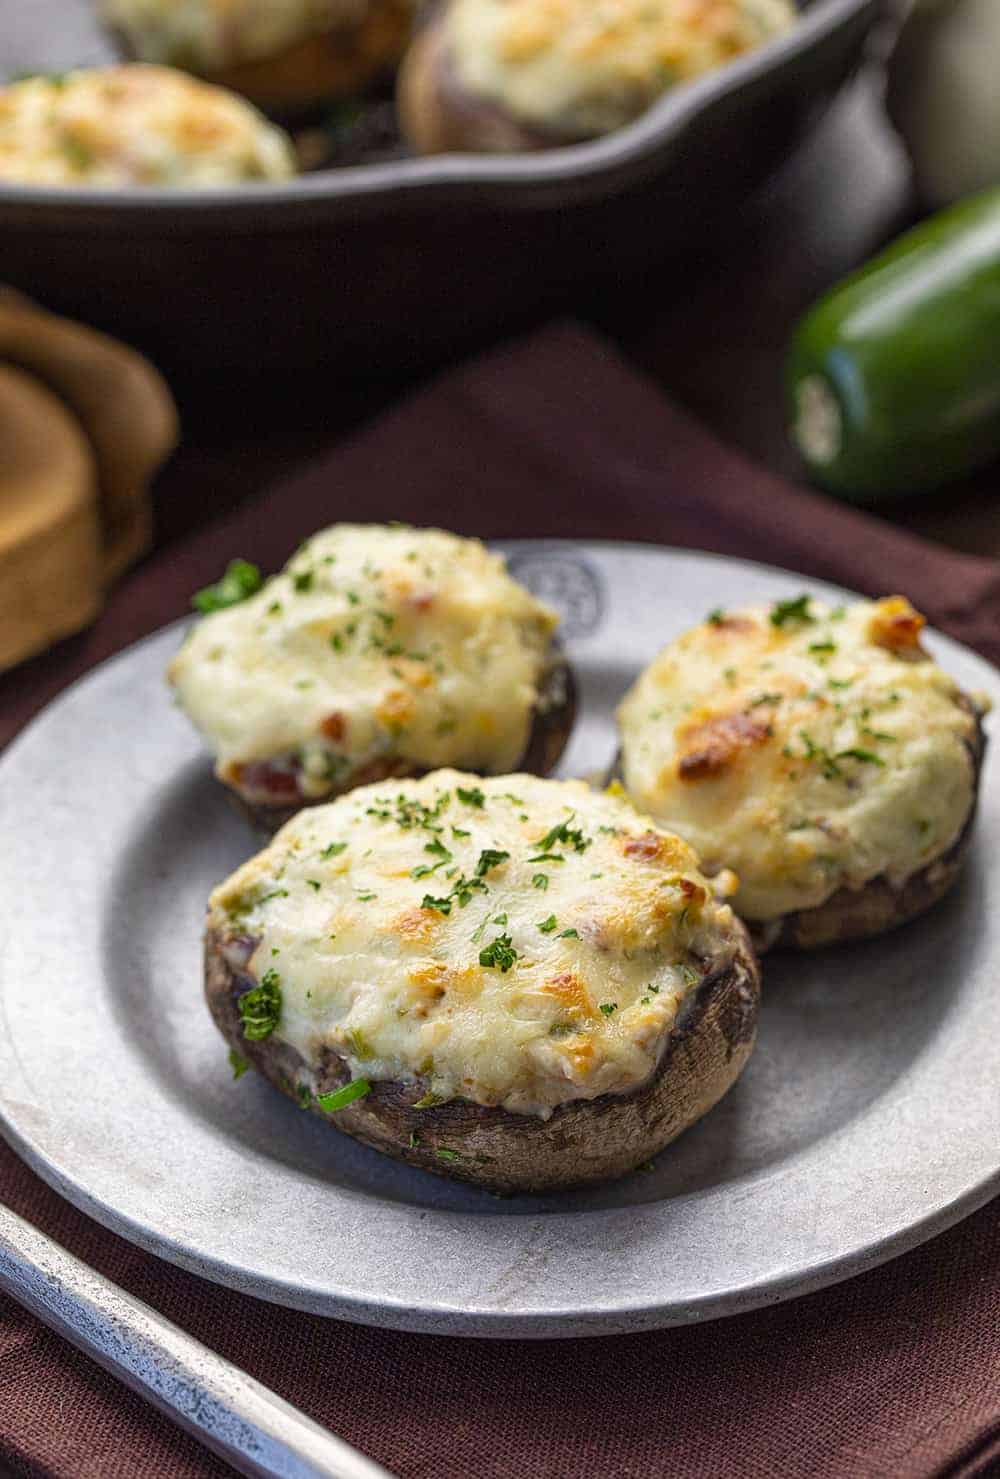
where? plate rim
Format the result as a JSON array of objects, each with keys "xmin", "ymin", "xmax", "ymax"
[{"xmin": 1, "ymin": 538, "xmax": 998, "ymax": 1338}]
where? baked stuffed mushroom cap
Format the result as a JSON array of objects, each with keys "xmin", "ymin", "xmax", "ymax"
[
  {"xmin": 618, "ymin": 594, "xmax": 988, "ymax": 949},
  {"xmin": 0, "ymin": 66, "xmax": 295, "ymax": 187},
  {"xmin": 398, "ymin": 0, "xmax": 797, "ymax": 154},
  {"xmin": 206, "ymin": 771, "xmax": 760, "ymax": 1191},
  {"xmin": 169, "ymin": 524, "xmax": 575, "ymax": 825},
  {"xmin": 104, "ymin": 0, "xmax": 414, "ymax": 112}
]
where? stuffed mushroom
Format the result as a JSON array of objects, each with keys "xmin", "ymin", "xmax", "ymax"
[
  {"xmin": 0, "ymin": 66, "xmax": 295, "ymax": 187},
  {"xmin": 169, "ymin": 524, "xmax": 576, "ymax": 827},
  {"xmin": 617, "ymin": 594, "xmax": 988, "ymax": 950},
  {"xmin": 398, "ymin": 0, "xmax": 797, "ymax": 155},
  {"xmin": 206, "ymin": 771, "xmax": 760, "ymax": 1192},
  {"xmin": 104, "ymin": 0, "xmax": 414, "ymax": 114}
]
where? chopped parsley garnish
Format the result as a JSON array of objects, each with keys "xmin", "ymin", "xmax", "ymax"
[
  {"xmin": 537, "ymin": 915, "xmax": 558, "ymax": 934},
  {"xmin": 316, "ymin": 1079, "xmax": 371, "ymax": 1113},
  {"xmin": 835, "ymin": 747, "xmax": 885, "ymax": 767},
  {"xmin": 413, "ymin": 1091, "xmax": 447, "ymax": 1109},
  {"xmin": 411, "ymin": 838, "xmax": 453, "ymax": 879},
  {"xmin": 257, "ymin": 888, "xmax": 289, "ymax": 906},
  {"xmin": 355, "ymin": 890, "xmax": 378, "ymax": 902},
  {"xmin": 238, "ymin": 968, "xmax": 282, "ymax": 1041},
  {"xmin": 347, "ymin": 590, "xmax": 360, "ymax": 605},
  {"xmin": 532, "ymin": 873, "xmax": 549, "ymax": 890},
  {"xmin": 598, "ymin": 1002, "xmax": 618, "ymax": 1016},
  {"xmin": 296, "ymin": 1083, "xmax": 313, "ymax": 1108},
  {"xmin": 809, "ymin": 639, "xmax": 837, "ymax": 655},
  {"xmin": 798, "ymin": 732, "xmax": 842, "ymax": 780},
  {"xmin": 475, "ymin": 848, "xmax": 510, "ymax": 877},
  {"xmin": 452, "ymin": 875, "xmax": 488, "ymax": 908},
  {"xmin": 292, "ymin": 569, "xmax": 314, "ymax": 592},
  {"xmin": 451, "ymin": 826, "xmax": 470, "ymax": 839},
  {"xmin": 435, "ymin": 1149, "xmax": 461, "ymax": 1163},
  {"xmin": 828, "ymin": 678, "xmax": 853, "ymax": 689},
  {"xmin": 749, "ymin": 692, "xmax": 782, "ymax": 708},
  {"xmin": 228, "ymin": 1049, "xmax": 250, "ymax": 1081},
  {"xmin": 422, "ymin": 893, "xmax": 453, "ymax": 915},
  {"xmin": 557, "ymin": 928, "xmax": 580, "ymax": 939},
  {"xmin": 534, "ymin": 815, "xmax": 590, "ymax": 855},
  {"xmin": 346, "ymin": 1028, "xmax": 372, "ymax": 1059},
  {"xmin": 320, "ymin": 841, "xmax": 348, "ymax": 859},
  {"xmin": 527, "ymin": 852, "xmax": 566, "ymax": 865},
  {"xmin": 306, "ymin": 879, "xmax": 322, "ymax": 891},
  {"xmin": 457, "ymin": 785, "xmax": 485, "ymax": 808},
  {"xmin": 367, "ymin": 792, "xmax": 450, "ymax": 832},
  {"xmin": 479, "ymin": 934, "xmax": 518, "ymax": 972},
  {"xmin": 770, "ymin": 594, "xmax": 814, "ymax": 627},
  {"xmin": 192, "ymin": 558, "xmax": 263, "ymax": 613},
  {"xmin": 707, "ymin": 608, "xmax": 726, "ymax": 625}
]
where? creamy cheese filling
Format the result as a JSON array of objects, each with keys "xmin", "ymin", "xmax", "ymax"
[
  {"xmin": 446, "ymin": 0, "xmax": 797, "ymax": 138},
  {"xmin": 0, "ymin": 66, "xmax": 295, "ymax": 187},
  {"xmin": 618, "ymin": 595, "xmax": 981, "ymax": 921},
  {"xmin": 209, "ymin": 771, "xmax": 739, "ymax": 1116},
  {"xmin": 169, "ymin": 525, "xmax": 560, "ymax": 793},
  {"xmin": 104, "ymin": 0, "xmax": 371, "ymax": 72}
]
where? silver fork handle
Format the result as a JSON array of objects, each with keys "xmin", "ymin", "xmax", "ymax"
[{"xmin": 0, "ymin": 1203, "xmax": 396, "ymax": 1479}]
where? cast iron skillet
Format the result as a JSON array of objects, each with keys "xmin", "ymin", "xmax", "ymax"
[{"xmin": 0, "ymin": 0, "xmax": 881, "ymax": 371}]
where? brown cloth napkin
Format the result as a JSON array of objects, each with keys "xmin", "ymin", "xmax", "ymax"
[{"xmin": 1, "ymin": 322, "xmax": 999, "ymax": 1479}]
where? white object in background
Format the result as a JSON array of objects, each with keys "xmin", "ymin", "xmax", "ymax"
[{"xmin": 887, "ymin": 0, "xmax": 1000, "ymax": 207}]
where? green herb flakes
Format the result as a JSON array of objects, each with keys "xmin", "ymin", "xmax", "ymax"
[
  {"xmin": 479, "ymin": 934, "xmax": 518, "ymax": 973},
  {"xmin": 317, "ymin": 1079, "xmax": 371, "ymax": 1113},
  {"xmin": 835, "ymin": 748, "xmax": 885, "ymax": 767},
  {"xmin": 413, "ymin": 1092, "xmax": 446, "ymax": 1109},
  {"xmin": 238, "ymin": 968, "xmax": 282, "ymax": 1041},
  {"xmin": 228, "ymin": 1049, "xmax": 250, "ymax": 1081},
  {"xmin": 770, "ymin": 594, "xmax": 814, "ymax": 627},
  {"xmin": 192, "ymin": 559, "xmax": 263, "ymax": 614}
]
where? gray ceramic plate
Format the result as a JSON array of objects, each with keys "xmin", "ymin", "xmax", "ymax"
[{"xmin": 1, "ymin": 542, "xmax": 998, "ymax": 1338}]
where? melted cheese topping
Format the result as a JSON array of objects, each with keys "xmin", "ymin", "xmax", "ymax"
[
  {"xmin": 104, "ymin": 0, "xmax": 371, "ymax": 72},
  {"xmin": 0, "ymin": 67, "xmax": 295, "ymax": 188},
  {"xmin": 169, "ymin": 525, "xmax": 560, "ymax": 794},
  {"xmin": 618, "ymin": 596, "xmax": 980, "ymax": 921},
  {"xmin": 446, "ymin": 0, "xmax": 797, "ymax": 138},
  {"xmin": 209, "ymin": 771, "xmax": 739, "ymax": 1116}
]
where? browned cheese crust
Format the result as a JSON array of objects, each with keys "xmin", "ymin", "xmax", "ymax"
[
  {"xmin": 235, "ymin": 646, "xmax": 577, "ymax": 832},
  {"xmin": 750, "ymin": 704, "xmax": 986, "ymax": 951},
  {"xmin": 205, "ymin": 915, "xmax": 760, "ymax": 1193}
]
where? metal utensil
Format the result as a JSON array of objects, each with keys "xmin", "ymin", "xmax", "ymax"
[{"xmin": 0, "ymin": 1203, "xmax": 395, "ymax": 1479}]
